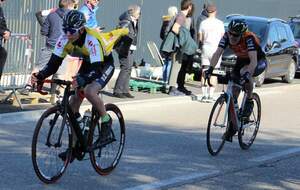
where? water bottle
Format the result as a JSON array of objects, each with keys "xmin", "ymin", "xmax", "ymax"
[{"xmin": 82, "ymin": 109, "xmax": 92, "ymax": 141}]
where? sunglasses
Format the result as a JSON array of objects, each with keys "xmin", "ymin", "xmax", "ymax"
[
  {"xmin": 63, "ymin": 27, "xmax": 81, "ymax": 35},
  {"xmin": 228, "ymin": 31, "xmax": 241, "ymax": 38}
]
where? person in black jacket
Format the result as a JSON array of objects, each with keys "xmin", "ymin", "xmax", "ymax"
[
  {"xmin": 0, "ymin": 0, "xmax": 10, "ymax": 93},
  {"xmin": 113, "ymin": 5, "xmax": 141, "ymax": 98}
]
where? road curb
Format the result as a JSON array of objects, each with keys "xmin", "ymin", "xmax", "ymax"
[{"xmin": 0, "ymin": 94, "xmax": 200, "ymax": 124}]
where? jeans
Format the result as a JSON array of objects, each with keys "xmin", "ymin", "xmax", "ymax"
[{"xmin": 163, "ymin": 57, "xmax": 172, "ymax": 84}]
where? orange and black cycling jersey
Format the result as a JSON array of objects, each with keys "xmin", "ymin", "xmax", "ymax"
[{"xmin": 218, "ymin": 31, "xmax": 265, "ymax": 59}]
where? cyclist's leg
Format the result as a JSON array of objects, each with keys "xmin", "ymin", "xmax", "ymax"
[
  {"xmin": 224, "ymin": 62, "xmax": 242, "ymax": 141},
  {"xmin": 85, "ymin": 55, "xmax": 115, "ymax": 117},
  {"xmin": 69, "ymin": 58, "xmax": 91, "ymax": 114},
  {"xmin": 240, "ymin": 66, "xmax": 254, "ymax": 99},
  {"xmin": 69, "ymin": 92, "xmax": 83, "ymax": 114},
  {"xmin": 240, "ymin": 62, "xmax": 256, "ymax": 118},
  {"xmin": 231, "ymin": 63, "xmax": 242, "ymax": 100},
  {"xmin": 85, "ymin": 82, "xmax": 106, "ymax": 116},
  {"xmin": 86, "ymin": 56, "xmax": 115, "ymax": 140}
]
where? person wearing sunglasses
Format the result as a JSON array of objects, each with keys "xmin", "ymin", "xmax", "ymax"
[
  {"xmin": 0, "ymin": 0, "xmax": 10, "ymax": 93},
  {"xmin": 205, "ymin": 19, "xmax": 267, "ymax": 141},
  {"xmin": 31, "ymin": 10, "xmax": 128, "ymax": 159}
]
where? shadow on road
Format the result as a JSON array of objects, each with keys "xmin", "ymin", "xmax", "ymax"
[{"xmin": 0, "ymin": 118, "xmax": 299, "ymax": 189}]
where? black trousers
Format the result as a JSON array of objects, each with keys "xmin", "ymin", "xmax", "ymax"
[
  {"xmin": 113, "ymin": 51, "xmax": 134, "ymax": 94},
  {"xmin": 176, "ymin": 54, "xmax": 193, "ymax": 88},
  {"xmin": 0, "ymin": 46, "xmax": 7, "ymax": 82}
]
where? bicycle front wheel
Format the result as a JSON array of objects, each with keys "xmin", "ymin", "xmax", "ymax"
[
  {"xmin": 238, "ymin": 93, "xmax": 261, "ymax": 150},
  {"xmin": 89, "ymin": 103, "xmax": 125, "ymax": 175},
  {"xmin": 32, "ymin": 106, "xmax": 73, "ymax": 184},
  {"xmin": 207, "ymin": 95, "xmax": 228, "ymax": 156}
]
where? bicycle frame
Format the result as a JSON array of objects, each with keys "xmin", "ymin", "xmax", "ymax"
[
  {"xmin": 208, "ymin": 71, "xmax": 248, "ymax": 131},
  {"xmin": 223, "ymin": 80, "xmax": 247, "ymax": 131},
  {"xmin": 42, "ymin": 80, "xmax": 89, "ymax": 152}
]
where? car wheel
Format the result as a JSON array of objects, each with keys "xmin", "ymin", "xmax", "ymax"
[
  {"xmin": 255, "ymin": 71, "xmax": 265, "ymax": 87},
  {"xmin": 282, "ymin": 59, "xmax": 296, "ymax": 83}
]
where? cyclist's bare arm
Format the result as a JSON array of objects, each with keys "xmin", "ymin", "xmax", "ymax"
[{"xmin": 210, "ymin": 47, "xmax": 224, "ymax": 68}]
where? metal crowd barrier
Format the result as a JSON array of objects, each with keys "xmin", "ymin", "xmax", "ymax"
[{"xmin": 1, "ymin": 33, "xmax": 34, "ymax": 108}]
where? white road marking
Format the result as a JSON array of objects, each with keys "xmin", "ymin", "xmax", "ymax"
[
  {"xmin": 124, "ymin": 170, "xmax": 219, "ymax": 190},
  {"xmin": 249, "ymin": 147, "xmax": 300, "ymax": 162}
]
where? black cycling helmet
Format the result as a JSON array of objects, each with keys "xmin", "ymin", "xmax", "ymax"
[
  {"xmin": 63, "ymin": 10, "xmax": 86, "ymax": 29},
  {"xmin": 228, "ymin": 19, "xmax": 248, "ymax": 35}
]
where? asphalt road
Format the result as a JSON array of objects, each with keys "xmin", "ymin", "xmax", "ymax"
[{"xmin": 0, "ymin": 82, "xmax": 300, "ymax": 189}]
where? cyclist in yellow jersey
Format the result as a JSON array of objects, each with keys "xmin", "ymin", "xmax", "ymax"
[{"xmin": 31, "ymin": 10, "xmax": 128, "ymax": 149}]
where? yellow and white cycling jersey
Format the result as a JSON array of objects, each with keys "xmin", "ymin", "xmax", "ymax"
[{"xmin": 53, "ymin": 27, "xmax": 129, "ymax": 63}]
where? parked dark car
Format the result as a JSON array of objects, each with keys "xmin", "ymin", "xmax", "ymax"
[
  {"xmin": 288, "ymin": 15, "xmax": 300, "ymax": 72},
  {"xmin": 221, "ymin": 15, "xmax": 298, "ymax": 86}
]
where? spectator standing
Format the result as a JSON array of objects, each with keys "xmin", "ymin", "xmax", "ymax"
[
  {"xmin": 113, "ymin": 5, "xmax": 141, "ymax": 98},
  {"xmin": 0, "ymin": 0, "xmax": 10, "ymax": 93},
  {"xmin": 21, "ymin": 0, "xmax": 77, "ymax": 99},
  {"xmin": 170, "ymin": 0, "xmax": 195, "ymax": 95},
  {"xmin": 198, "ymin": 3, "xmax": 224, "ymax": 102},
  {"xmin": 195, "ymin": 3, "xmax": 208, "ymax": 45},
  {"xmin": 35, "ymin": 0, "xmax": 78, "ymax": 27},
  {"xmin": 160, "ymin": 6, "xmax": 178, "ymax": 89},
  {"xmin": 79, "ymin": 0, "xmax": 102, "ymax": 32}
]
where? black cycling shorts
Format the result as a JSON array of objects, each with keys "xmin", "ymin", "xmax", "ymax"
[
  {"xmin": 78, "ymin": 54, "xmax": 115, "ymax": 88},
  {"xmin": 233, "ymin": 58, "xmax": 266, "ymax": 78}
]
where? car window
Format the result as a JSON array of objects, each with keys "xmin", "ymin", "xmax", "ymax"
[
  {"xmin": 267, "ymin": 24, "xmax": 279, "ymax": 45},
  {"xmin": 291, "ymin": 22, "xmax": 300, "ymax": 38},
  {"xmin": 246, "ymin": 21, "xmax": 267, "ymax": 41},
  {"xmin": 276, "ymin": 24, "xmax": 289, "ymax": 43},
  {"xmin": 224, "ymin": 19, "xmax": 267, "ymax": 41}
]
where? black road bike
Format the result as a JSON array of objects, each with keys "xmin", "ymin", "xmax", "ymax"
[{"xmin": 31, "ymin": 79, "xmax": 125, "ymax": 183}]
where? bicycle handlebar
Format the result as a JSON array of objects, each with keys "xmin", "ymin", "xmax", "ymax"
[
  {"xmin": 35, "ymin": 79, "xmax": 72, "ymax": 95},
  {"xmin": 204, "ymin": 70, "xmax": 227, "ymax": 87},
  {"xmin": 43, "ymin": 79, "xmax": 72, "ymax": 86}
]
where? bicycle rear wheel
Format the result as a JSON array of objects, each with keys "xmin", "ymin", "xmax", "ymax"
[
  {"xmin": 32, "ymin": 106, "xmax": 73, "ymax": 184},
  {"xmin": 89, "ymin": 103, "xmax": 125, "ymax": 175},
  {"xmin": 238, "ymin": 93, "xmax": 261, "ymax": 150},
  {"xmin": 207, "ymin": 95, "xmax": 228, "ymax": 156}
]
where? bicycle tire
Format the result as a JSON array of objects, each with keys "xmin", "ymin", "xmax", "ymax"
[
  {"xmin": 89, "ymin": 103, "xmax": 125, "ymax": 175},
  {"xmin": 32, "ymin": 106, "xmax": 73, "ymax": 184},
  {"xmin": 207, "ymin": 95, "xmax": 228, "ymax": 156},
  {"xmin": 238, "ymin": 93, "xmax": 261, "ymax": 150}
]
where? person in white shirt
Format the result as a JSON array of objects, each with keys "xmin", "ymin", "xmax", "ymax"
[{"xmin": 198, "ymin": 3, "xmax": 224, "ymax": 102}]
